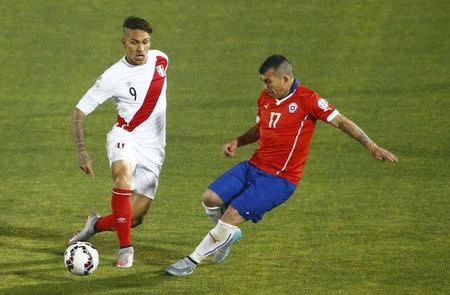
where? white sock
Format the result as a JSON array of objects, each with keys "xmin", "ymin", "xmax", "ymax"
[
  {"xmin": 202, "ymin": 202, "xmax": 224, "ymax": 225},
  {"xmin": 189, "ymin": 219, "xmax": 237, "ymax": 263}
]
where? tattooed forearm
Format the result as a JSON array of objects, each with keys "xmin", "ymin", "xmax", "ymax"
[
  {"xmin": 237, "ymin": 125, "xmax": 260, "ymax": 147},
  {"xmin": 338, "ymin": 120, "xmax": 374, "ymax": 148},
  {"xmin": 72, "ymin": 109, "xmax": 87, "ymax": 152}
]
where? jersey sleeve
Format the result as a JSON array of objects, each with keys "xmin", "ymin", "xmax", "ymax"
[
  {"xmin": 255, "ymin": 94, "xmax": 264, "ymax": 124},
  {"xmin": 307, "ymin": 92, "xmax": 340, "ymax": 122},
  {"xmin": 76, "ymin": 70, "xmax": 117, "ymax": 116}
]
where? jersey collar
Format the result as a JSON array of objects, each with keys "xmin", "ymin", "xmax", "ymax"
[
  {"xmin": 275, "ymin": 78, "xmax": 299, "ymax": 105},
  {"xmin": 122, "ymin": 55, "xmax": 149, "ymax": 67}
]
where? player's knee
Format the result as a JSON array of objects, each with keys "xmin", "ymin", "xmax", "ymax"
[
  {"xmin": 111, "ymin": 161, "xmax": 133, "ymax": 188},
  {"xmin": 202, "ymin": 190, "xmax": 223, "ymax": 207},
  {"xmin": 114, "ymin": 174, "xmax": 132, "ymax": 188}
]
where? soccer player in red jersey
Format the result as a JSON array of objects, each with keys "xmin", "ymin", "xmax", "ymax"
[{"xmin": 166, "ymin": 54, "xmax": 398, "ymax": 276}]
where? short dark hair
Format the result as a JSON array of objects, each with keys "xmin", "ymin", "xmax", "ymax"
[
  {"xmin": 123, "ymin": 16, "xmax": 153, "ymax": 34},
  {"xmin": 259, "ymin": 54, "xmax": 294, "ymax": 76}
]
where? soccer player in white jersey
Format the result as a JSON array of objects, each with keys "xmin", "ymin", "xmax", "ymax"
[{"xmin": 69, "ymin": 16, "xmax": 169, "ymax": 268}]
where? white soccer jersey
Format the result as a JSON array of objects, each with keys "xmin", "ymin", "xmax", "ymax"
[{"xmin": 77, "ymin": 50, "xmax": 169, "ymax": 149}]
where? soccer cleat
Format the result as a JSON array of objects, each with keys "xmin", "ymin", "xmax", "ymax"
[
  {"xmin": 116, "ymin": 246, "xmax": 134, "ymax": 268},
  {"xmin": 165, "ymin": 256, "xmax": 198, "ymax": 276},
  {"xmin": 212, "ymin": 227, "xmax": 242, "ymax": 263},
  {"xmin": 68, "ymin": 213, "xmax": 100, "ymax": 245}
]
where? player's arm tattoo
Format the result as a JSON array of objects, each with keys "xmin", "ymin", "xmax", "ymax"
[
  {"xmin": 237, "ymin": 125, "xmax": 260, "ymax": 147},
  {"xmin": 336, "ymin": 118, "xmax": 374, "ymax": 148},
  {"xmin": 72, "ymin": 109, "xmax": 87, "ymax": 152}
]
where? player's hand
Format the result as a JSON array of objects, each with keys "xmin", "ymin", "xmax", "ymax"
[
  {"xmin": 223, "ymin": 139, "xmax": 239, "ymax": 158},
  {"xmin": 368, "ymin": 144, "xmax": 398, "ymax": 162},
  {"xmin": 77, "ymin": 150, "xmax": 95, "ymax": 179}
]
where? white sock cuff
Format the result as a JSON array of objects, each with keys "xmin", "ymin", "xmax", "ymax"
[
  {"xmin": 217, "ymin": 219, "xmax": 237, "ymax": 231},
  {"xmin": 202, "ymin": 202, "xmax": 224, "ymax": 225},
  {"xmin": 202, "ymin": 202, "xmax": 222, "ymax": 211},
  {"xmin": 190, "ymin": 219, "xmax": 237, "ymax": 263}
]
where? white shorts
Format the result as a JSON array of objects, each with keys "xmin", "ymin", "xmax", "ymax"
[{"xmin": 106, "ymin": 127, "xmax": 165, "ymax": 199}]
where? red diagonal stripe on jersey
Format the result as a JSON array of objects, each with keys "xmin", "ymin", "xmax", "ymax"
[{"xmin": 117, "ymin": 56, "xmax": 168, "ymax": 132}]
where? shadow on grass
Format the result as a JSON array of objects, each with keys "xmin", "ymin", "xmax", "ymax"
[
  {"xmin": 0, "ymin": 223, "xmax": 192, "ymax": 294},
  {"xmin": 1, "ymin": 251, "xmax": 185, "ymax": 295},
  {"xmin": 1, "ymin": 271, "xmax": 174, "ymax": 295},
  {"xmin": 0, "ymin": 223, "xmax": 64, "ymax": 240}
]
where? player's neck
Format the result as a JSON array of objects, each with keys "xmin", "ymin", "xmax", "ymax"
[
  {"xmin": 276, "ymin": 78, "xmax": 298, "ymax": 100},
  {"xmin": 288, "ymin": 78, "xmax": 299, "ymax": 94},
  {"xmin": 124, "ymin": 56, "xmax": 147, "ymax": 66}
]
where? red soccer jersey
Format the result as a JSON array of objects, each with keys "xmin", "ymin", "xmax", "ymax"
[{"xmin": 249, "ymin": 84, "xmax": 339, "ymax": 185}]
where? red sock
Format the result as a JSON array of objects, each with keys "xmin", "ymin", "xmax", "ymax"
[
  {"xmin": 95, "ymin": 214, "xmax": 116, "ymax": 232},
  {"xmin": 111, "ymin": 187, "xmax": 132, "ymax": 248}
]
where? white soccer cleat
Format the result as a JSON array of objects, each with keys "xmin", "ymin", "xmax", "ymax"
[
  {"xmin": 68, "ymin": 213, "xmax": 100, "ymax": 245},
  {"xmin": 165, "ymin": 256, "xmax": 197, "ymax": 276},
  {"xmin": 213, "ymin": 227, "xmax": 242, "ymax": 263},
  {"xmin": 116, "ymin": 246, "xmax": 134, "ymax": 268}
]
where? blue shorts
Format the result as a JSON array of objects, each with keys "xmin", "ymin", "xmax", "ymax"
[{"xmin": 208, "ymin": 161, "xmax": 297, "ymax": 223}]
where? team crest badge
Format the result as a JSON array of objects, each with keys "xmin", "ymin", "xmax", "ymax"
[
  {"xmin": 318, "ymin": 98, "xmax": 332, "ymax": 112},
  {"xmin": 156, "ymin": 65, "xmax": 166, "ymax": 77},
  {"xmin": 288, "ymin": 102, "xmax": 298, "ymax": 113}
]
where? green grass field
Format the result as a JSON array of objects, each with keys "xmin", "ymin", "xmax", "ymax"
[{"xmin": 1, "ymin": 0, "xmax": 449, "ymax": 294}]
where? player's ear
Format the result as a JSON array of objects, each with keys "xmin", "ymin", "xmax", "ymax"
[{"xmin": 121, "ymin": 38, "xmax": 126, "ymax": 48}]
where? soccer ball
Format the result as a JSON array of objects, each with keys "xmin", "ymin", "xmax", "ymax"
[{"xmin": 64, "ymin": 241, "xmax": 99, "ymax": 275}]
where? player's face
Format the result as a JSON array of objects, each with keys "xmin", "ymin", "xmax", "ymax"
[
  {"xmin": 260, "ymin": 69, "xmax": 291, "ymax": 99},
  {"xmin": 122, "ymin": 29, "xmax": 151, "ymax": 66}
]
